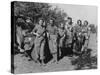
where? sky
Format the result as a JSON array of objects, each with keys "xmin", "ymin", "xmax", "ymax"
[{"xmin": 51, "ymin": 3, "xmax": 98, "ymax": 25}]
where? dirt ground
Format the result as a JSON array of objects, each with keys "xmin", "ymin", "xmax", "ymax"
[{"xmin": 14, "ymin": 33, "xmax": 97, "ymax": 74}]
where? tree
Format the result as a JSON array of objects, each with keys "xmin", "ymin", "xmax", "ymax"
[
  {"xmin": 14, "ymin": 1, "xmax": 67, "ymax": 26},
  {"xmin": 89, "ymin": 24, "xmax": 97, "ymax": 33}
]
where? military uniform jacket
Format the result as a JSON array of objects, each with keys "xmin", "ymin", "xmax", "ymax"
[
  {"xmin": 65, "ymin": 24, "xmax": 74, "ymax": 44},
  {"xmin": 32, "ymin": 24, "xmax": 45, "ymax": 37},
  {"xmin": 73, "ymin": 24, "xmax": 82, "ymax": 36},
  {"xmin": 81, "ymin": 25, "xmax": 91, "ymax": 39},
  {"xmin": 58, "ymin": 27, "xmax": 65, "ymax": 37},
  {"xmin": 46, "ymin": 25, "xmax": 58, "ymax": 35}
]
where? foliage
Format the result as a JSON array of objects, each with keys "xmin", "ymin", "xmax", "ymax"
[
  {"xmin": 14, "ymin": 1, "xmax": 67, "ymax": 26},
  {"xmin": 71, "ymin": 49, "xmax": 97, "ymax": 70},
  {"xmin": 89, "ymin": 24, "xmax": 97, "ymax": 34}
]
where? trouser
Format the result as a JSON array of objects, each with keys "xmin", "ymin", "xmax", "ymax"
[
  {"xmin": 48, "ymin": 34, "xmax": 57, "ymax": 63},
  {"xmin": 40, "ymin": 40, "xmax": 45, "ymax": 60},
  {"xmin": 31, "ymin": 36, "xmax": 44, "ymax": 62},
  {"xmin": 58, "ymin": 35, "xmax": 65, "ymax": 57},
  {"xmin": 59, "ymin": 36, "xmax": 65, "ymax": 47},
  {"xmin": 82, "ymin": 38, "xmax": 89, "ymax": 52},
  {"xmin": 16, "ymin": 34, "xmax": 22, "ymax": 46},
  {"xmin": 49, "ymin": 34, "xmax": 57, "ymax": 53},
  {"xmin": 81, "ymin": 33, "xmax": 90, "ymax": 51},
  {"xmin": 16, "ymin": 33, "xmax": 24, "ymax": 52}
]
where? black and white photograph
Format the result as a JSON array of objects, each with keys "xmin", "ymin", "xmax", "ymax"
[{"xmin": 11, "ymin": 1, "xmax": 97, "ymax": 74}]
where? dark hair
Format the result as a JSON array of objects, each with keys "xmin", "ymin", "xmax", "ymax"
[
  {"xmin": 67, "ymin": 17, "xmax": 72, "ymax": 20},
  {"xmin": 50, "ymin": 18, "xmax": 54, "ymax": 23},
  {"xmin": 84, "ymin": 20, "xmax": 88, "ymax": 25},
  {"xmin": 38, "ymin": 18, "xmax": 44, "ymax": 22},
  {"xmin": 38, "ymin": 18, "xmax": 44, "ymax": 24},
  {"xmin": 67, "ymin": 17, "xmax": 73, "ymax": 25},
  {"xmin": 77, "ymin": 19, "xmax": 82, "ymax": 26},
  {"xmin": 49, "ymin": 19, "xmax": 55, "ymax": 26}
]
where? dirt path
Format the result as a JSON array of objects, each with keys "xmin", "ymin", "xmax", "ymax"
[
  {"xmin": 14, "ymin": 33, "xmax": 97, "ymax": 74},
  {"xmin": 14, "ymin": 54, "xmax": 75, "ymax": 74}
]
